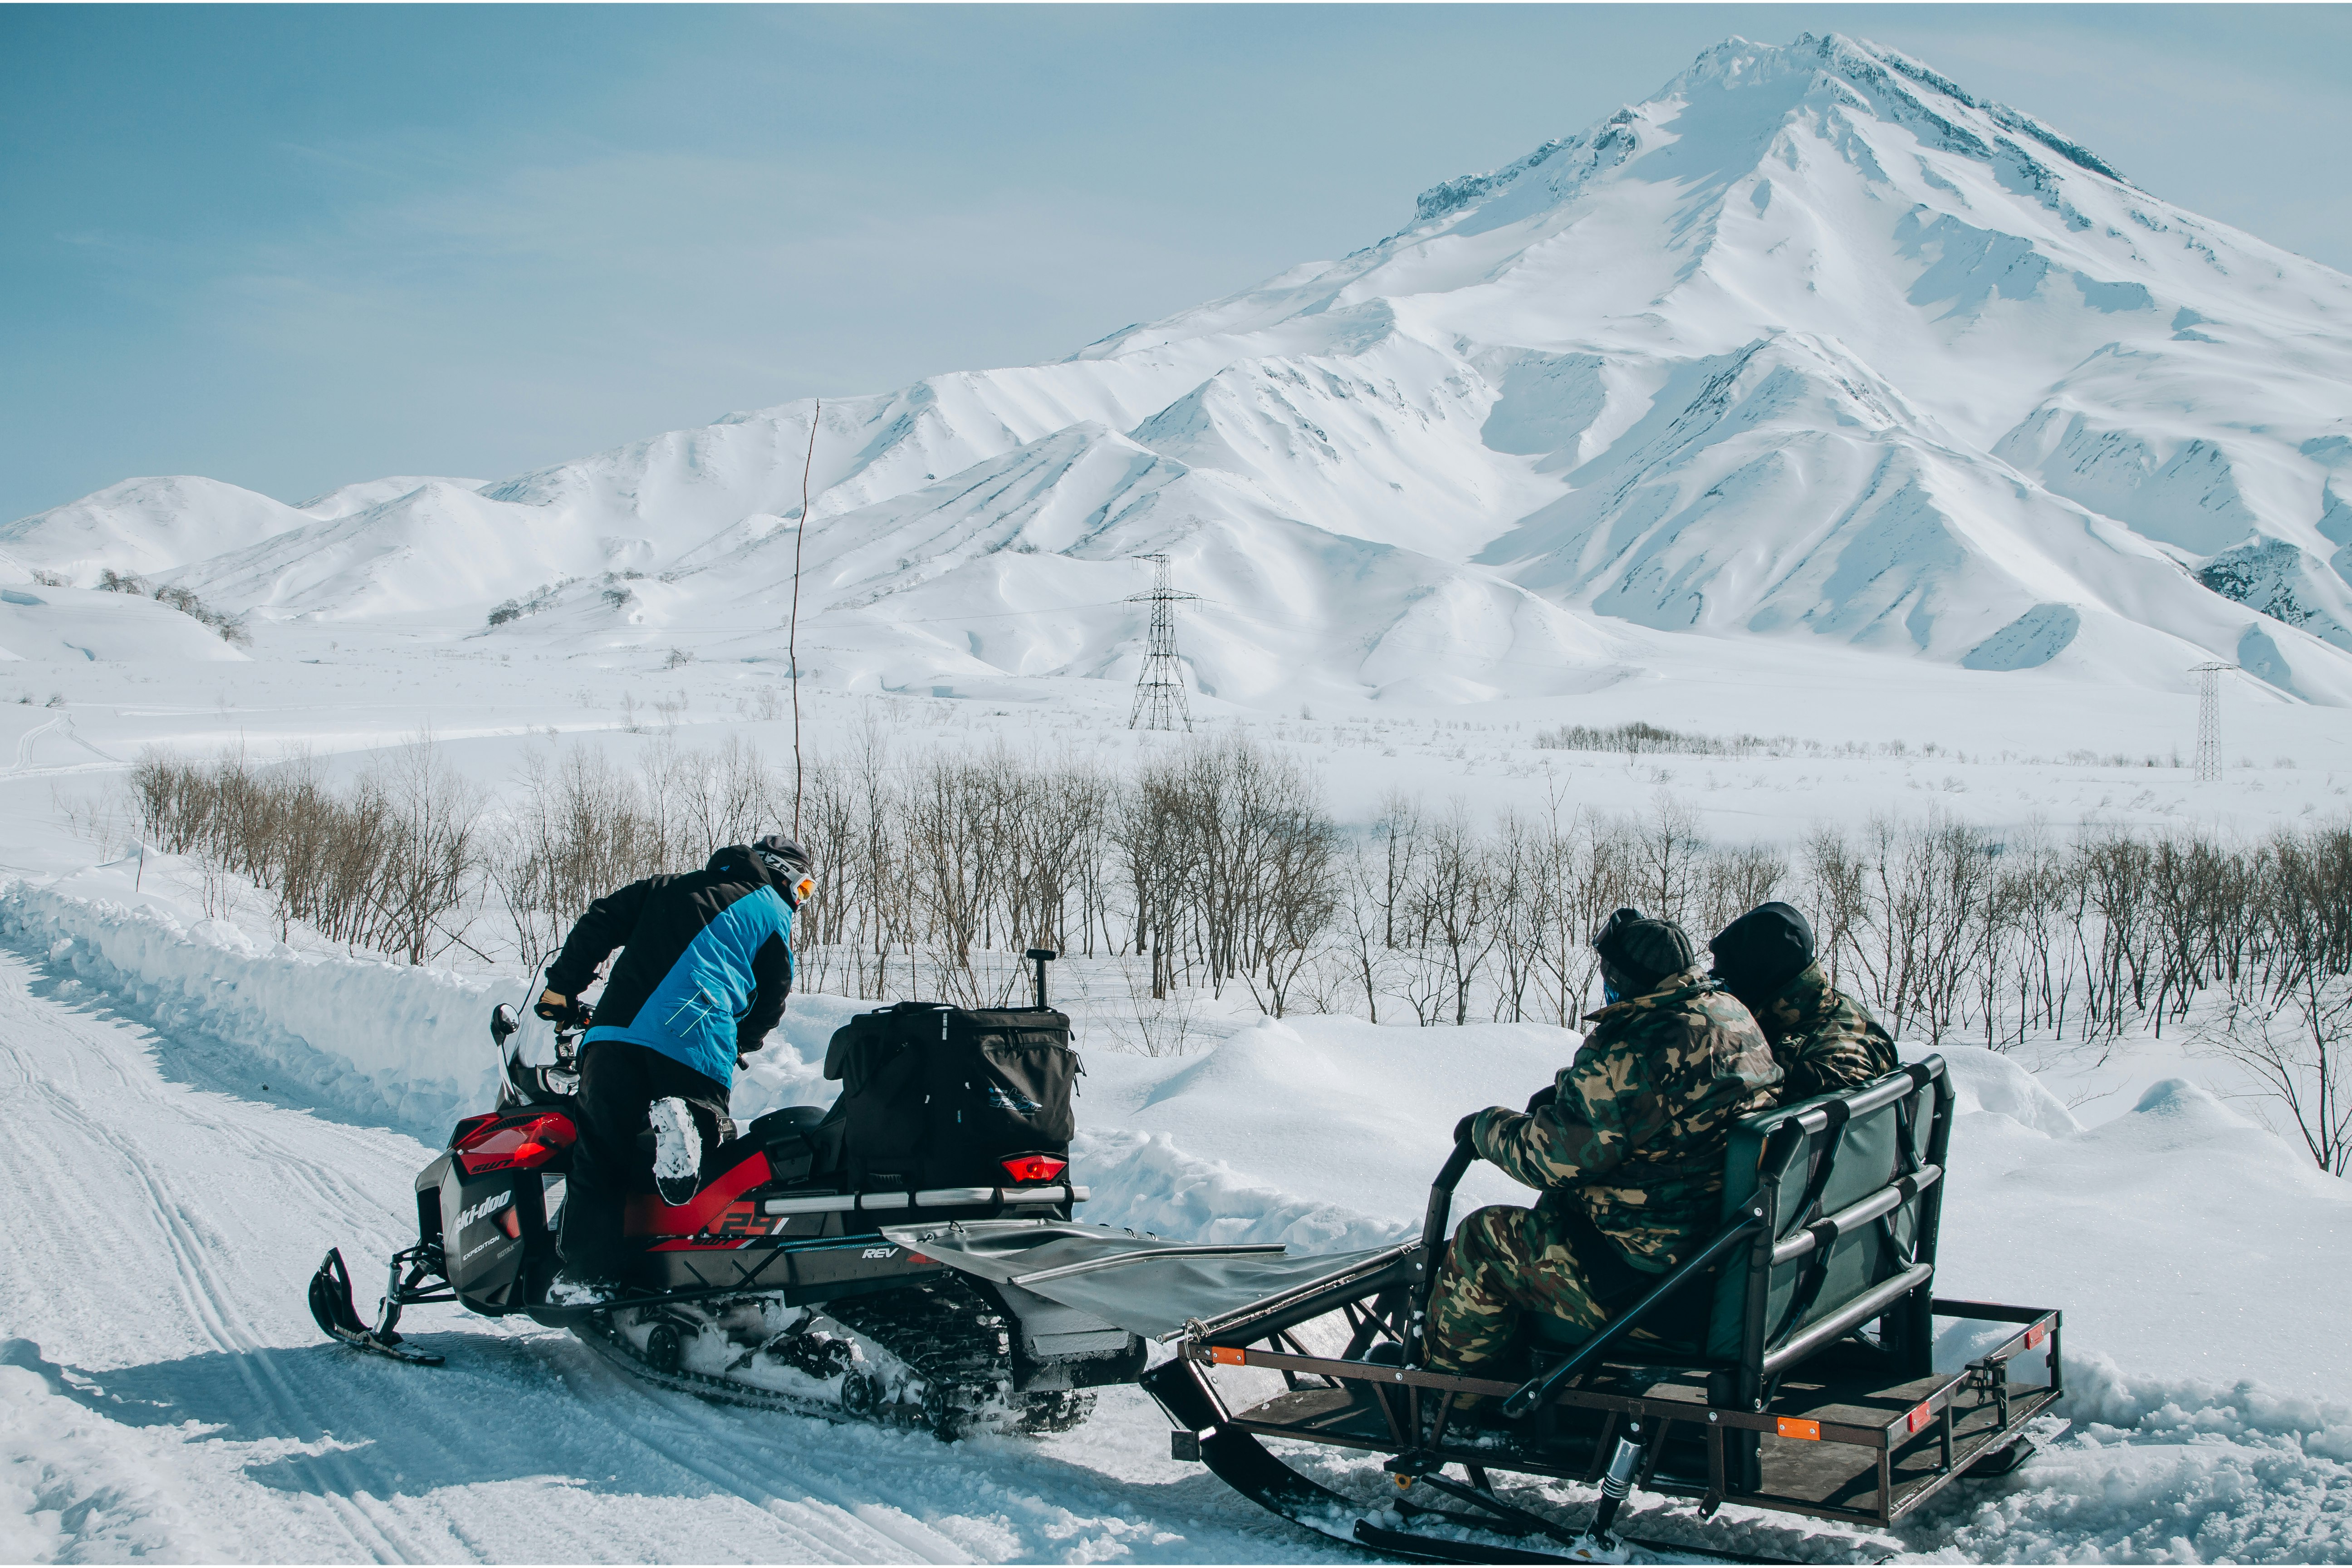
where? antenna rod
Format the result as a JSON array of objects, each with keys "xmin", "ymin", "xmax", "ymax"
[{"xmin": 791, "ymin": 399, "xmax": 818, "ymax": 836}]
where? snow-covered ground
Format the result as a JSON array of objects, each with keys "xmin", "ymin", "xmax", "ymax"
[
  {"xmin": 9, "ymin": 24, "xmax": 2352, "ymax": 1565},
  {"xmin": 0, "ymin": 581, "xmax": 2346, "ymax": 1563},
  {"xmin": 5, "ymin": 848, "xmax": 2351, "ymax": 1563}
]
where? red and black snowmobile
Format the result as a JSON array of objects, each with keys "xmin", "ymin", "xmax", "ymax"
[{"xmin": 309, "ymin": 952, "xmax": 1193, "ymax": 1438}]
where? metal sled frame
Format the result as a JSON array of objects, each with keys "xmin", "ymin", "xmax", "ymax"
[{"xmin": 1144, "ymin": 1060, "xmax": 2064, "ymax": 1559}]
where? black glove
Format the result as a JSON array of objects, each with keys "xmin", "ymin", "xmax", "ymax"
[
  {"xmin": 1453, "ymin": 1112, "xmax": 1480, "ymax": 1148},
  {"xmin": 1524, "ymin": 1084, "xmax": 1557, "ymax": 1115},
  {"xmin": 534, "ymin": 989, "xmax": 591, "ymax": 1029}
]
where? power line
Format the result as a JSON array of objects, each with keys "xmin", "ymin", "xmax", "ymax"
[{"xmin": 1127, "ymin": 554, "xmax": 1196, "ymax": 732}]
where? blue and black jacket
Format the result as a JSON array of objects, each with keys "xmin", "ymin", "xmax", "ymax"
[{"xmin": 544, "ymin": 845, "xmax": 797, "ymax": 1088}]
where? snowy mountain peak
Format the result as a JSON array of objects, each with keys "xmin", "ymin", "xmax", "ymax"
[
  {"xmin": 1411, "ymin": 32, "xmax": 2128, "ymax": 239},
  {"xmin": 13, "ymin": 34, "xmax": 2352, "ymax": 704}
]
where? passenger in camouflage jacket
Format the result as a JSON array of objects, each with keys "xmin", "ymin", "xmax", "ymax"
[
  {"xmin": 1425, "ymin": 910, "xmax": 1779, "ymax": 1387},
  {"xmin": 1709, "ymin": 902, "xmax": 1897, "ymax": 1102}
]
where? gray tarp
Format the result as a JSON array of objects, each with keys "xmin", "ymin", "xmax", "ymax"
[{"xmin": 882, "ymin": 1219, "xmax": 1409, "ymax": 1342}]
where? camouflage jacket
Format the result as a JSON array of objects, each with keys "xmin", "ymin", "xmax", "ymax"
[
  {"xmin": 1472, "ymin": 966, "xmax": 1779, "ymax": 1271},
  {"xmin": 1758, "ymin": 962, "xmax": 1898, "ymax": 1104}
]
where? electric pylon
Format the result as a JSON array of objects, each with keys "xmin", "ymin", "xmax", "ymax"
[
  {"xmin": 1127, "ymin": 554, "xmax": 1197, "ymax": 731},
  {"xmin": 2191, "ymin": 661, "xmax": 2233, "ymax": 783}
]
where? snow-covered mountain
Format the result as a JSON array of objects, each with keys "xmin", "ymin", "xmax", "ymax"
[{"xmin": 11, "ymin": 32, "xmax": 2352, "ymax": 703}]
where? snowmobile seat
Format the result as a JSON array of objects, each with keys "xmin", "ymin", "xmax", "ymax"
[
  {"xmin": 1517, "ymin": 1060, "xmax": 1947, "ymax": 1392},
  {"xmin": 698, "ymin": 1105, "xmax": 830, "ymax": 1189}
]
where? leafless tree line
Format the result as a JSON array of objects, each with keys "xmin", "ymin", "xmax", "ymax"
[
  {"xmin": 122, "ymin": 730, "xmax": 2352, "ymax": 1170},
  {"xmin": 130, "ymin": 743, "xmax": 483, "ymax": 962}
]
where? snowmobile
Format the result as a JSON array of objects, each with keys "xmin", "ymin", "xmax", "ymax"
[
  {"xmin": 308, "ymin": 950, "xmax": 1218, "ymax": 1438},
  {"xmin": 895, "ymin": 1055, "xmax": 2063, "ymax": 1564}
]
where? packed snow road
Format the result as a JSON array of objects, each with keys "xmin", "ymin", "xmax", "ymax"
[{"xmin": 0, "ymin": 948, "xmax": 1343, "ymax": 1564}]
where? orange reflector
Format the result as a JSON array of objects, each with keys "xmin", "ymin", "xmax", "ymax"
[
  {"xmin": 1776, "ymin": 1417, "xmax": 1822, "ymax": 1441},
  {"xmin": 2026, "ymin": 1323, "xmax": 2048, "ymax": 1349},
  {"xmin": 1210, "ymin": 1346, "xmax": 1245, "ymax": 1366},
  {"xmin": 1906, "ymin": 1401, "xmax": 1933, "ymax": 1434}
]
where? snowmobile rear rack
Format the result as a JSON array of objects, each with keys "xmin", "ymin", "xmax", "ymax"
[{"xmin": 1135, "ymin": 1057, "xmax": 2064, "ymax": 1561}]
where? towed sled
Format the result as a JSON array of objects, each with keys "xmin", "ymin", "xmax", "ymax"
[
  {"xmin": 896, "ymin": 1055, "xmax": 2061, "ymax": 1563},
  {"xmin": 309, "ymin": 952, "xmax": 1233, "ymax": 1437}
]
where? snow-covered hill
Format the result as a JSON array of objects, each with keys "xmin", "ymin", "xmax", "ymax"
[{"xmin": 11, "ymin": 32, "xmax": 2352, "ymax": 705}]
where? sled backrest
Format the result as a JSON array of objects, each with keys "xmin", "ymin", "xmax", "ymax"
[{"xmin": 1702, "ymin": 1057, "xmax": 1950, "ymax": 1367}]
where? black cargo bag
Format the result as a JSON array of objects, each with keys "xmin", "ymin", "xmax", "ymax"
[{"xmin": 820, "ymin": 1002, "xmax": 1079, "ymax": 1191}]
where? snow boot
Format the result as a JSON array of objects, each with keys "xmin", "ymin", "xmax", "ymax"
[{"xmin": 649, "ymin": 1097, "xmax": 703, "ymax": 1205}]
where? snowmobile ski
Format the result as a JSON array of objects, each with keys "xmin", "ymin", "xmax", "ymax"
[{"xmin": 307, "ymin": 1247, "xmax": 446, "ymax": 1366}]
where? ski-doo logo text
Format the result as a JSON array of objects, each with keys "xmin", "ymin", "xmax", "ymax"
[{"xmin": 456, "ymin": 1190, "xmax": 514, "ymax": 1231}]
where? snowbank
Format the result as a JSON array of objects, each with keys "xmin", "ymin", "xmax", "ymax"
[
  {"xmin": 0, "ymin": 866, "xmax": 508, "ymax": 1139},
  {"xmin": 1071, "ymin": 1129, "xmax": 1408, "ymax": 1254}
]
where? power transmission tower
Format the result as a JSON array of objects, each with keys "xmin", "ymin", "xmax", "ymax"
[
  {"xmin": 2191, "ymin": 662, "xmax": 2233, "ymax": 783},
  {"xmin": 1127, "ymin": 554, "xmax": 1197, "ymax": 732}
]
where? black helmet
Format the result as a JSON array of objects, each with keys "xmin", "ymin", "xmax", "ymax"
[
  {"xmin": 715, "ymin": 834, "xmax": 815, "ymax": 906},
  {"xmin": 1592, "ymin": 906, "xmax": 1697, "ymax": 998},
  {"xmin": 1709, "ymin": 902, "xmax": 1815, "ymax": 1010}
]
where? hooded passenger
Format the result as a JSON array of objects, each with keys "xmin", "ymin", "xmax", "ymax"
[{"xmin": 1708, "ymin": 902, "xmax": 1898, "ymax": 1104}]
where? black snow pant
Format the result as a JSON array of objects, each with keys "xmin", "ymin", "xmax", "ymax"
[{"xmin": 558, "ymin": 1039, "xmax": 732, "ymax": 1281}]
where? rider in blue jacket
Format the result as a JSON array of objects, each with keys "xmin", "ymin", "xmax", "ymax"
[{"xmin": 536, "ymin": 833, "xmax": 814, "ymax": 1289}]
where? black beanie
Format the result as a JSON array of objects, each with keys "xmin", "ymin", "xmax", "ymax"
[
  {"xmin": 1709, "ymin": 901, "xmax": 1815, "ymax": 1008},
  {"xmin": 1592, "ymin": 906, "xmax": 1698, "ymax": 995}
]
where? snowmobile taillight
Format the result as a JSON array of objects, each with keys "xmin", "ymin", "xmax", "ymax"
[
  {"xmin": 1000, "ymin": 1154, "xmax": 1068, "ymax": 1185},
  {"xmin": 455, "ymin": 1112, "xmax": 578, "ymax": 1175},
  {"xmin": 448, "ymin": 1112, "xmax": 500, "ymax": 1150}
]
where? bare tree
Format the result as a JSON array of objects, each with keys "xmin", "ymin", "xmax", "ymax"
[{"xmin": 2194, "ymin": 972, "xmax": 2352, "ymax": 1174}]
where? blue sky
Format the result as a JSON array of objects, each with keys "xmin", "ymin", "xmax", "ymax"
[{"xmin": 5, "ymin": 4, "xmax": 2348, "ymax": 523}]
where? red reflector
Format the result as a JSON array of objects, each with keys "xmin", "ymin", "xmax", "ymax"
[
  {"xmin": 1775, "ymin": 1417, "xmax": 1821, "ymax": 1441},
  {"xmin": 1906, "ymin": 1401, "xmax": 1932, "ymax": 1434},
  {"xmin": 2026, "ymin": 1323, "xmax": 2048, "ymax": 1349},
  {"xmin": 1210, "ymin": 1346, "xmax": 1245, "ymax": 1366},
  {"xmin": 1000, "ymin": 1154, "xmax": 1068, "ymax": 1185},
  {"xmin": 497, "ymin": 1206, "xmax": 521, "ymax": 1240}
]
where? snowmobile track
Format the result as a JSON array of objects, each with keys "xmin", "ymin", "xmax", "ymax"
[{"xmin": 573, "ymin": 1274, "xmax": 1093, "ymax": 1438}]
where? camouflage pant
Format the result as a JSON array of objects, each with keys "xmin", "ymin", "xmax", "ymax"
[{"xmin": 1425, "ymin": 1202, "xmax": 1612, "ymax": 1380}]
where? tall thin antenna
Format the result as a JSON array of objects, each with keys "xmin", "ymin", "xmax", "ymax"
[
  {"xmin": 1127, "ymin": 552, "xmax": 1197, "ymax": 732},
  {"xmin": 2191, "ymin": 661, "xmax": 2233, "ymax": 783},
  {"xmin": 791, "ymin": 398, "xmax": 819, "ymax": 836}
]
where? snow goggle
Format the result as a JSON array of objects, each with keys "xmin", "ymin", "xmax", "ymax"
[{"xmin": 792, "ymin": 875, "xmax": 817, "ymax": 905}]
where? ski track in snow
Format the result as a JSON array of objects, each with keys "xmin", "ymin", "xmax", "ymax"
[{"xmin": 0, "ymin": 946, "xmax": 1361, "ymax": 1564}]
